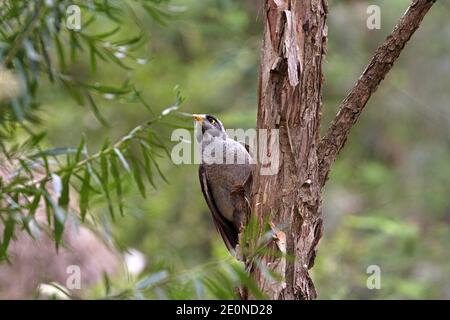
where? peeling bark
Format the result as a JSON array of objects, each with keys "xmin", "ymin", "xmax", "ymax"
[
  {"xmin": 248, "ymin": 0, "xmax": 434, "ymax": 300},
  {"xmin": 250, "ymin": 0, "xmax": 328, "ymax": 300}
]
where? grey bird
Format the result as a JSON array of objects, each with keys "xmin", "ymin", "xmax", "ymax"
[{"xmin": 193, "ymin": 114, "xmax": 253, "ymax": 254}]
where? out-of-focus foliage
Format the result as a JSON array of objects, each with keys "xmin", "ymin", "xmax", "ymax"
[
  {"xmin": 316, "ymin": 0, "xmax": 450, "ymax": 299},
  {"xmin": 0, "ymin": 0, "xmax": 448, "ymax": 299},
  {"xmin": 0, "ymin": 0, "xmax": 265, "ymax": 299},
  {"xmin": 0, "ymin": 0, "xmax": 180, "ymax": 255}
]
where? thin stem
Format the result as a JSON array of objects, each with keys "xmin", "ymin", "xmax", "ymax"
[{"xmin": 23, "ymin": 122, "xmax": 150, "ymax": 188}]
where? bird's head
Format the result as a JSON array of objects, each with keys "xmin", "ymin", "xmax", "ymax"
[{"xmin": 193, "ymin": 114, "xmax": 226, "ymax": 142}]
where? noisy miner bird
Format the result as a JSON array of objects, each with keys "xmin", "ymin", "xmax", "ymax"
[{"xmin": 193, "ymin": 114, "xmax": 253, "ymax": 255}]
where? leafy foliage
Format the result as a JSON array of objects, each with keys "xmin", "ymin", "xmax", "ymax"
[
  {"xmin": 0, "ymin": 0, "xmax": 180, "ymax": 256},
  {"xmin": 0, "ymin": 0, "xmax": 272, "ymax": 300}
]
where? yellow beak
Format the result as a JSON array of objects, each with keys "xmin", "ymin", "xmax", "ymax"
[{"xmin": 192, "ymin": 114, "xmax": 206, "ymax": 123}]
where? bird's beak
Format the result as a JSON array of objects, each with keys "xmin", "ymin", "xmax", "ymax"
[{"xmin": 192, "ymin": 114, "xmax": 206, "ymax": 123}]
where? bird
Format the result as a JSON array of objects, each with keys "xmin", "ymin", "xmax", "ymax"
[{"xmin": 193, "ymin": 114, "xmax": 253, "ymax": 255}]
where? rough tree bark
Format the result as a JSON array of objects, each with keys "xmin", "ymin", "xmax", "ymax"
[{"xmin": 248, "ymin": 0, "xmax": 435, "ymax": 300}]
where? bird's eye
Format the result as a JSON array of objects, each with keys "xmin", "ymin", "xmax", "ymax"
[{"xmin": 210, "ymin": 119, "xmax": 216, "ymax": 125}]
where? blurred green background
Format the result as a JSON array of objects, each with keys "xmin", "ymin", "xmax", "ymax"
[{"xmin": 31, "ymin": 0, "xmax": 450, "ymax": 299}]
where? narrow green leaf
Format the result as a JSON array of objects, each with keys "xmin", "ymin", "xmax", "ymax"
[
  {"xmin": 86, "ymin": 93, "xmax": 109, "ymax": 126},
  {"xmin": 99, "ymin": 147, "xmax": 115, "ymax": 220},
  {"xmin": 133, "ymin": 88, "xmax": 154, "ymax": 114},
  {"xmin": 69, "ymin": 32, "xmax": 83, "ymax": 63},
  {"xmin": 75, "ymin": 134, "xmax": 86, "ymax": 163},
  {"xmin": 53, "ymin": 34, "xmax": 66, "ymax": 71},
  {"xmin": 150, "ymin": 133, "xmax": 171, "ymax": 158},
  {"xmin": 43, "ymin": 186, "xmax": 52, "ymax": 226},
  {"xmin": 18, "ymin": 159, "xmax": 34, "ymax": 179},
  {"xmin": 139, "ymin": 142, "xmax": 156, "ymax": 188},
  {"xmin": 109, "ymin": 154, "xmax": 123, "ymax": 216},
  {"xmin": 58, "ymin": 173, "xmax": 71, "ymax": 210},
  {"xmin": 100, "ymin": 147, "xmax": 110, "ymax": 186},
  {"xmin": 22, "ymin": 216, "xmax": 41, "ymax": 240},
  {"xmin": 86, "ymin": 163, "xmax": 101, "ymax": 185},
  {"xmin": 143, "ymin": 4, "xmax": 169, "ymax": 26},
  {"xmin": 45, "ymin": 195, "xmax": 66, "ymax": 250},
  {"xmin": 103, "ymin": 272, "xmax": 111, "ymax": 296},
  {"xmin": 0, "ymin": 218, "xmax": 15, "ymax": 260},
  {"xmin": 79, "ymin": 169, "xmax": 90, "ymax": 221},
  {"xmin": 89, "ymin": 42, "xmax": 97, "ymax": 73},
  {"xmin": 90, "ymin": 26, "xmax": 121, "ymax": 39},
  {"xmin": 39, "ymin": 34, "xmax": 54, "ymax": 82},
  {"xmin": 103, "ymin": 49, "xmax": 131, "ymax": 70},
  {"xmin": 130, "ymin": 155, "xmax": 146, "ymax": 198},
  {"xmin": 113, "ymin": 32, "xmax": 144, "ymax": 47},
  {"xmin": 29, "ymin": 191, "xmax": 42, "ymax": 217},
  {"xmin": 149, "ymin": 154, "xmax": 168, "ymax": 184},
  {"xmin": 20, "ymin": 131, "xmax": 46, "ymax": 151}
]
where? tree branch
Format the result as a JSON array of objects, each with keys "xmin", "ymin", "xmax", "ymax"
[{"xmin": 317, "ymin": 0, "xmax": 435, "ymax": 185}]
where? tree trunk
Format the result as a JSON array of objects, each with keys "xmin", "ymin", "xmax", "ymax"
[
  {"xmin": 250, "ymin": 0, "xmax": 328, "ymax": 300},
  {"xmin": 248, "ymin": 0, "xmax": 434, "ymax": 300}
]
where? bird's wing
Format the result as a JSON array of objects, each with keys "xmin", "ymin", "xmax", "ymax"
[{"xmin": 199, "ymin": 164, "xmax": 239, "ymax": 253}]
